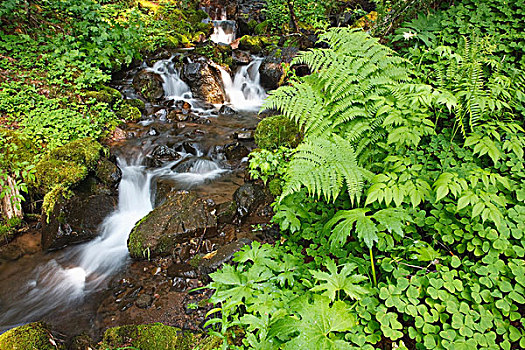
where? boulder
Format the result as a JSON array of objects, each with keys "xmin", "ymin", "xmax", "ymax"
[
  {"xmin": 233, "ymin": 182, "xmax": 269, "ymax": 219},
  {"xmin": 145, "ymin": 145, "xmax": 181, "ymax": 168},
  {"xmin": 232, "ymin": 50, "xmax": 252, "ymax": 65},
  {"xmin": 224, "ymin": 142, "xmax": 249, "ymax": 161},
  {"xmin": 100, "ymin": 323, "xmax": 195, "ymax": 350},
  {"xmin": 0, "ymin": 322, "xmax": 64, "ymax": 350},
  {"xmin": 132, "ymin": 70, "xmax": 165, "ymax": 102},
  {"xmin": 41, "ymin": 193, "xmax": 117, "ymax": 250},
  {"xmin": 127, "ymin": 191, "xmax": 217, "ymax": 259},
  {"xmin": 219, "ymin": 104, "xmax": 237, "ymax": 116},
  {"xmin": 259, "ymin": 55, "xmax": 284, "ymax": 90},
  {"xmin": 182, "ymin": 60, "xmax": 225, "ymax": 104},
  {"xmin": 254, "ymin": 115, "xmax": 301, "ymax": 150}
]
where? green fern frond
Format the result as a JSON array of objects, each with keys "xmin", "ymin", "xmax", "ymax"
[{"xmin": 281, "ymin": 134, "xmax": 370, "ymax": 204}]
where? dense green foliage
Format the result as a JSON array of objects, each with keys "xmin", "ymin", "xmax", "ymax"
[
  {"xmin": 0, "ymin": 0, "xmax": 210, "ymax": 219},
  {"xmin": 208, "ymin": 4, "xmax": 525, "ymax": 347}
]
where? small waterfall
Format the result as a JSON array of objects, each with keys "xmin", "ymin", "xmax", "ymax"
[
  {"xmin": 0, "ymin": 160, "xmax": 154, "ymax": 331},
  {"xmin": 211, "ymin": 20, "xmax": 236, "ymax": 45},
  {"xmin": 220, "ymin": 59, "xmax": 267, "ymax": 110},
  {"xmin": 148, "ymin": 59, "xmax": 192, "ymax": 99}
]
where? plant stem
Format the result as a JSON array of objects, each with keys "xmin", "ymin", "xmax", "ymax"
[{"xmin": 369, "ymin": 246, "xmax": 377, "ymax": 286}]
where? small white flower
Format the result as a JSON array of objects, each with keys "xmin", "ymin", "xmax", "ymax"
[{"xmin": 403, "ymin": 31, "xmax": 417, "ymax": 40}]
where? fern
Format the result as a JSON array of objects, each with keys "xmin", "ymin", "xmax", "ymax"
[
  {"xmin": 264, "ymin": 28, "xmax": 425, "ymax": 203},
  {"xmin": 281, "ymin": 134, "xmax": 372, "ymax": 204}
]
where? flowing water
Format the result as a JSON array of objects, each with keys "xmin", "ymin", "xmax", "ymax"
[{"xmin": 0, "ymin": 49, "xmax": 267, "ymax": 336}]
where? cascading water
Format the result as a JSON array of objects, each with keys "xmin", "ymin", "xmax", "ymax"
[
  {"xmin": 0, "ymin": 159, "xmax": 154, "ymax": 333},
  {"xmin": 210, "ymin": 20, "xmax": 236, "ymax": 45},
  {"xmin": 148, "ymin": 59, "xmax": 192, "ymax": 99},
  {"xmin": 220, "ymin": 58, "xmax": 267, "ymax": 110}
]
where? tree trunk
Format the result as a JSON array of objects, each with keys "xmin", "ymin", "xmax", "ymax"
[
  {"xmin": 287, "ymin": 0, "xmax": 299, "ymax": 33},
  {"xmin": 1, "ymin": 175, "xmax": 23, "ymax": 220}
]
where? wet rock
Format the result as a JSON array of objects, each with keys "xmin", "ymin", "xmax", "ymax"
[
  {"xmin": 145, "ymin": 145, "xmax": 181, "ymax": 168},
  {"xmin": 135, "ymin": 294, "xmax": 154, "ymax": 309},
  {"xmin": 182, "ymin": 60, "xmax": 225, "ymax": 104},
  {"xmin": 153, "ymin": 178, "xmax": 177, "ymax": 207},
  {"xmin": 167, "ymin": 263, "xmax": 198, "ymax": 279},
  {"xmin": 148, "ymin": 127, "xmax": 159, "ymax": 136},
  {"xmin": 0, "ymin": 322, "xmax": 64, "ymax": 350},
  {"xmin": 224, "ymin": 142, "xmax": 249, "ymax": 161},
  {"xmin": 132, "ymin": 70, "xmax": 165, "ymax": 102},
  {"xmin": 232, "ymin": 50, "xmax": 252, "ymax": 64},
  {"xmin": 127, "ymin": 191, "xmax": 217, "ymax": 259},
  {"xmin": 95, "ymin": 158, "xmax": 122, "ymax": 187},
  {"xmin": 216, "ymin": 201, "xmax": 237, "ymax": 225},
  {"xmin": 235, "ymin": 130, "xmax": 254, "ymax": 140},
  {"xmin": 259, "ymin": 55, "xmax": 284, "ymax": 90},
  {"xmin": 198, "ymin": 238, "xmax": 252, "ymax": 276},
  {"xmin": 219, "ymin": 104, "xmax": 237, "ymax": 116},
  {"xmin": 233, "ymin": 183, "xmax": 269, "ymax": 219},
  {"xmin": 0, "ymin": 232, "xmax": 41, "ymax": 261},
  {"xmin": 42, "ymin": 194, "xmax": 117, "ymax": 251},
  {"xmin": 167, "ymin": 110, "xmax": 188, "ymax": 122},
  {"xmin": 171, "ymin": 277, "xmax": 188, "ymax": 292},
  {"xmin": 69, "ymin": 333, "xmax": 96, "ymax": 350},
  {"xmin": 174, "ymin": 142, "xmax": 201, "ymax": 156}
]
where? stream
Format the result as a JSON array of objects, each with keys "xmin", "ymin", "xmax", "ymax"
[{"xmin": 0, "ymin": 28, "xmax": 268, "ymax": 337}]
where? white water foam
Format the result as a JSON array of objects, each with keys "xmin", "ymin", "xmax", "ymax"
[
  {"xmin": 0, "ymin": 159, "xmax": 154, "ymax": 330},
  {"xmin": 220, "ymin": 58, "xmax": 267, "ymax": 111},
  {"xmin": 148, "ymin": 59, "xmax": 192, "ymax": 100}
]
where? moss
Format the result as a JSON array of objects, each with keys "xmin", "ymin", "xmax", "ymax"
[
  {"xmin": 42, "ymin": 185, "xmax": 73, "ymax": 222},
  {"xmin": 0, "ymin": 217, "xmax": 21, "ymax": 240},
  {"xmin": 123, "ymin": 98, "xmax": 146, "ymax": 112},
  {"xmin": 0, "ymin": 322, "xmax": 63, "ymax": 350},
  {"xmin": 238, "ymin": 35, "xmax": 264, "ymax": 53},
  {"xmin": 189, "ymin": 254, "xmax": 203, "ymax": 268},
  {"xmin": 47, "ymin": 138, "xmax": 103, "ymax": 169},
  {"xmin": 31, "ymin": 159, "xmax": 87, "ymax": 196},
  {"xmin": 100, "ymin": 323, "xmax": 195, "ymax": 350},
  {"xmin": 30, "ymin": 138, "xmax": 103, "ymax": 196},
  {"xmin": 85, "ymin": 85, "xmax": 121, "ymax": 105},
  {"xmin": 128, "ymin": 214, "xmax": 149, "ymax": 258},
  {"xmin": 254, "ymin": 21, "xmax": 269, "ymax": 35},
  {"xmin": 115, "ymin": 104, "xmax": 142, "ymax": 121},
  {"xmin": 268, "ymin": 178, "xmax": 283, "ymax": 196},
  {"xmin": 254, "ymin": 115, "xmax": 301, "ymax": 150}
]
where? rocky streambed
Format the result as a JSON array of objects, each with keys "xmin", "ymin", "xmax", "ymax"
[{"xmin": 0, "ymin": 36, "xmax": 287, "ymax": 347}]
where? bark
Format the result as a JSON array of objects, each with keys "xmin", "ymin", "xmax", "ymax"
[{"xmin": 1, "ymin": 175, "xmax": 23, "ymax": 220}]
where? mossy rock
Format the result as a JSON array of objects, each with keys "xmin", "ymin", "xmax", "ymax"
[
  {"xmin": 254, "ymin": 115, "xmax": 301, "ymax": 150},
  {"xmin": 30, "ymin": 138, "xmax": 103, "ymax": 196},
  {"xmin": 47, "ymin": 138, "xmax": 103, "ymax": 168},
  {"xmin": 32, "ymin": 159, "xmax": 87, "ymax": 196},
  {"xmin": 128, "ymin": 191, "xmax": 216, "ymax": 259},
  {"xmin": 100, "ymin": 323, "xmax": 194, "ymax": 350},
  {"xmin": 115, "ymin": 104, "xmax": 142, "ymax": 121},
  {"xmin": 123, "ymin": 98, "xmax": 146, "ymax": 111},
  {"xmin": 268, "ymin": 178, "xmax": 283, "ymax": 196},
  {"xmin": 239, "ymin": 35, "xmax": 279, "ymax": 54},
  {"xmin": 85, "ymin": 85, "xmax": 121, "ymax": 105},
  {"xmin": 0, "ymin": 322, "xmax": 64, "ymax": 350}
]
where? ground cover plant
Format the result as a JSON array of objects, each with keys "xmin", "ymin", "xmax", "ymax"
[{"xmin": 207, "ymin": 4, "xmax": 525, "ymax": 348}]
